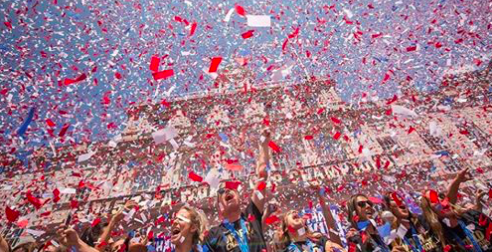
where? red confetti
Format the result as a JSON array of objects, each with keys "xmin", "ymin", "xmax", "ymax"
[
  {"xmin": 406, "ymin": 46, "xmax": 417, "ymax": 52},
  {"xmin": 241, "ymin": 30, "xmax": 254, "ymax": 39},
  {"xmin": 386, "ymin": 95, "xmax": 398, "ymax": 105},
  {"xmin": 53, "ymin": 188, "xmax": 61, "ymax": 203},
  {"xmin": 5, "ymin": 206, "xmax": 20, "ymax": 222},
  {"xmin": 189, "ymin": 22, "xmax": 197, "ymax": 37},
  {"xmin": 485, "ymin": 222, "xmax": 491, "ymax": 241},
  {"xmin": 429, "ymin": 190, "xmax": 439, "ymax": 203},
  {"xmin": 115, "ymin": 72, "xmax": 122, "ymax": 79},
  {"xmin": 330, "ymin": 117, "xmax": 341, "ymax": 124},
  {"xmin": 149, "ymin": 55, "xmax": 160, "ymax": 72},
  {"xmin": 153, "ymin": 69, "xmax": 174, "ymax": 80},
  {"xmin": 225, "ymin": 162, "xmax": 243, "ymax": 171},
  {"xmin": 235, "ymin": 4, "xmax": 246, "ymax": 16},
  {"xmin": 91, "ymin": 218, "xmax": 101, "ymax": 227},
  {"xmin": 391, "ymin": 192, "xmax": 402, "ymax": 207},
  {"xmin": 257, "ymin": 181, "xmax": 266, "ymax": 191},
  {"xmin": 333, "ymin": 131, "xmax": 341, "ymax": 140},
  {"xmin": 209, "ymin": 57, "xmax": 222, "ymax": 73},
  {"xmin": 26, "ymin": 191, "xmax": 43, "ymax": 209},
  {"xmin": 225, "ymin": 181, "xmax": 241, "ymax": 190},
  {"xmin": 268, "ymin": 140, "xmax": 282, "ymax": 153},
  {"xmin": 59, "ymin": 123, "xmax": 70, "ymax": 137},
  {"xmin": 304, "ymin": 135, "xmax": 313, "ymax": 140},
  {"xmin": 188, "ymin": 171, "xmax": 203, "ymax": 182},
  {"xmin": 265, "ymin": 215, "xmax": 280, "ymax": 225},
  {"xmin": 4, "ymin": 22, "xmax": 12, "ymax": 30},
  {"xmin": 288, "ymin": 225, "xmax": 296, "ymax": 233},
  {"xmin": 46, "ymin": 119, "xmax": 56, "ymax": 128},
  {"xmin": 70, "ymin": 200, "xmax": 79, "ymax": 209},
  {"xmin": 63, "ymin": 73, "xmax": 87, "ymax": 86}
]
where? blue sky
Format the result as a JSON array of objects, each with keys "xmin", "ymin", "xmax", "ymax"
[{"xmin": 0, "ymin": 0, "xmax": 490, "ymax": 151}]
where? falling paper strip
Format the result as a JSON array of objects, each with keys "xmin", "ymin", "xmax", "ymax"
[
  {"xmin": 60, "ymin": 188, "xmax": 77, "ymax": 194},
  {"xmin": 26, "ymin": 229, "xmax": 45, "ymax": 237},
  {"xmin": 17, "ymin": 107, "xmax": 35, "ymax": 137},
  {"xmin": 209, "ymin": 57, "xmax": 222, "ymax": 72},
  {"xmin": 204, "ymin": 169, "xmax": 220, "ymax": 189},
  {"xmin": 246, "ymin": 15, "xmax": 271, "ymax": 27},
  {"xmin": 391, "ymin": 105, "xmax": 418, "ymax": 117},
  {"xmin": 77, "ymin": 151, "xmax": 96, "ymax": 162},
  {"xmin": 223, "ymin": 8, "xmax": 234, "ymax": 22},
  {"xmin": 152, "ymin": 126, "xmax": 178, "ymax": 144}
]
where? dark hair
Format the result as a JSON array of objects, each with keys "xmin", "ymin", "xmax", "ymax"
[
  {"xmin": 12, "ymin": 242, "xmax": 37, "ymax": 252},
  {"xmin": 80, "ymin": 222, "xmax": 108, "ymax": 247},
  {"xmin": 347, "ymin": 193, "xmax": 368, "ymax": 229},
  {"xmin": 382, "ymin": 192, "xmax": 421, "ymax": 229}
]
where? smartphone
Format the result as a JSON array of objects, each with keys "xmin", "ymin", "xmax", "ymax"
[{"xmin": 65, "ymin": 213, "xmax": 72, "ymax": 226}]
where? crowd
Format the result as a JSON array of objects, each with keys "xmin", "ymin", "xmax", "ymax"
[{"xmin": 1, "ymin": 132, "xmax": 490, "ymax": 252}]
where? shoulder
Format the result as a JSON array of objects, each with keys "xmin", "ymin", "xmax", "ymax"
[
  {"xmin": 460, "ymin": 209, "xmax": 483, "ymax": 222},
  {"xmin": 205, "ymin": 225, "xmax": 227, "ymax": 245}
]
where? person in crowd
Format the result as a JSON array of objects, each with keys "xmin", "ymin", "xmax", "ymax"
[
  {"xmin": 109, "ymin": 231, "xmax": 148, "ymax": 252},
  {"xmin": 383, "ymin": 192, "xmax": 444, "ymax": 252},
  {"xmin": 276, "ymin": 186, "xmax": 345, "ymax": 252},
  {"xmin": 421, "ymin": 168, "xmax": 491, "ymax": 252},
  {"xmin": 204, "ymin": 131, "xmax": 271, "ymax": 252},
  {"xmin": 346, "ymin": 194, "xmax": 405, "ymax": 252},
  {"xmin": 169, "ymin": 206, "xmax": 208, "ymax": 252},
  {"xmin": 57, "ymin": 226, "xmax": 100, "ymax": 252},
  {"xmin": 0, "ymin": 234, "xmax": 10, "ymax": 252},
  {"xmin": 80, "ymin": 200, "xmax": 137, "ymax": 251},
  {"xmin": 277, "ymin": 210, "xmax": 345, "ymax": 252}
]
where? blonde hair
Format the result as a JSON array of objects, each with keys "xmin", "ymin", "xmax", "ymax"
[
  {"xmin": 180, "ymin": 206, "xmax": 208, "ymax": 247},
  {"xmin": 419, "ymin": 196, "xmax": 446, "ymax": 248}
]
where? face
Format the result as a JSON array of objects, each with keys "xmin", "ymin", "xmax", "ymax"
[
  {"xmin": 170, "ymin": 208, "xmax": 197, "ymax": 245},
  {"xmin": 424, "ymin": 192, "xmax": 455, "ymax": 218},
  {"xmin": 355, "ymin": 196, "xmax": 374, "ymax": 221},
  {"xmin": 388, "ymin": 195, "xmax": 410, "ymax": 219},
  {"xmin": 285, "ymin": 210, "xmax": 305, "ymax": 230},
  {"xmin": 218, "ymin": 189, "xmax": 241, "ymax": 213}
]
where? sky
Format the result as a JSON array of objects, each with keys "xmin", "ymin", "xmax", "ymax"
[{"xmin": 0, "ymin": 0, "xmax": 491, "ymax": 152}]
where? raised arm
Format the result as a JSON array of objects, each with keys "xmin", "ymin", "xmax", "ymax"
[
  {"xmin": 446, "ymin": 168, "xmax": 471, "ymax": 204},
  {"xmin": 0, "ymin": 233, "xmax": 10, "ymax": 252},
  {"xmin": 96, "ymin": 200, "xmax": 135, "ymax": 251},
  {"xmin": 317, "ymin": 188, "xmax": 343, "ymax": 247},
  {"xmin": 252, "ymin": 130, "xmax": 271, "ymax": 213},
  {"xmin": 58, "ymin": 227, "xmax": 100, "ymax": 252}
]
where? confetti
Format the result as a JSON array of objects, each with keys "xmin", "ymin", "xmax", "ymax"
[
  {"xmin": 5, "ymin": 206, "xmax": 20, "ymax": 222},
  {"xmin": 209, "ymin": 57, "xmax": 222, "ymax": 73},
  {"xmin": 17, "ymin": 107, "xmax": 35, "ymax": 137},
  {"xmin": 188, "ymin": 171, "xmax": 203, "ymax": 183},
  {"xmin": 241, "ymin": 30, "xmax": 254, "ymax": 39},
  {"xmin": 246, "ymin": 15, "xmax": 271, "ymax": 27},
  {"xmin": 152, "ymin": 70, "xmax": 174, "ymax": 80}
]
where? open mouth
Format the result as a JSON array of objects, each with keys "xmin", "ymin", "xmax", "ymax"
[
  {"xmin": 171, "ymin": 227, "xmax": 181, "ymax": 236},
  {"xmin": 225, "ymin": 194, "xmax": 234, "ymax": 202}
]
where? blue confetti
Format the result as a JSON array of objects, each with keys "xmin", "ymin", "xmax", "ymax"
[{"xmin": 17, "ymin": 107, "xmax": 35, "ymax": 137}]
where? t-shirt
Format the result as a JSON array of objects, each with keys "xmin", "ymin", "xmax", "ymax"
[
  {"xmin": 394, "ymin": 215, "xmax": 443, "ymax": 252},
  {"xmin": 285, "ymin": 236, "xmax": 328, "ymax": 252},
  {"xmin": 347, "ymin": 231, "xmax": 390, "ymax": 252},
  {"xmin": 441, "ymin": 210, "xmax": 491, "ymax": 252},
  {"xmin": 284, "ymin": 236, "xmax": 344, "ymax": 252},
  {"xmin": 205, "ymin": 202, "xmax": 266, "ymax": 252}
]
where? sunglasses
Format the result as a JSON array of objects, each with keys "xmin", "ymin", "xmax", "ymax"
[
  {"xmin": 357, "ymin": 200, "xmax": 373, "ymax": 208},
  {"xmin": 217, "ymin": 188, "xmax": 227, "ymax": 195}
]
